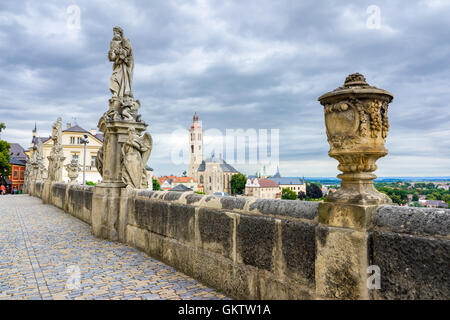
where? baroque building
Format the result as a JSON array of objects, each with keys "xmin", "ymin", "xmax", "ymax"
[{"xmin": 188, "ymin": 113, "xmax": 238, "ymax": 195}]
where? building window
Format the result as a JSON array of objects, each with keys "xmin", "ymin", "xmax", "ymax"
[
  {"xmin": 72, "ymin": 154, "xmax": 79, "ymax": 162},
  {"xmin": 14, "ymin": 170, "xmax": 18, "ymax": 178},
  {"xmin": 209, "ymin": 176, "xmax": 212, "ymax": 183},
  {"xmin": 77, "ymin": 137, "xmax": 82, "ymax": 144},
  {"xmin": 70, "ymin": 137, "xmax": 75, "ymax": 144},
  {"xmin": 200, "ymin": 175, "xmax": 204, "ymax": 184},
  {"xmin": 21, "ymin": 171, "xmax": 24, "ymax": 179},
  {"xmin": 91, "ymin": 156, "xmax": 97, "ymax": 167}
]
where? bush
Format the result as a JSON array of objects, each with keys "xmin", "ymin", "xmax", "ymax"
[{"xmin": 282, "ymin": 188, "xmax": 298, "ymax": 200}]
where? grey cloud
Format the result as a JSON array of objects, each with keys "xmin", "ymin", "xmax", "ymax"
[{"xmin": 0, "ymin": 0, "xmax": 449, "ymax": 177}]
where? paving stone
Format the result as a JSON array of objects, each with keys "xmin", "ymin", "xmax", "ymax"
[{"xmin": 0, "ymin": 195, "xmax": 229, "ymax": 300}]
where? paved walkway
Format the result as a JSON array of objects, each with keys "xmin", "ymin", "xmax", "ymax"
[{"xmin": 0, "ymin": 195, "xmax": 228, "ymax": 300}]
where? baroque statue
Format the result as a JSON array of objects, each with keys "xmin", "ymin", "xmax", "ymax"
[
  {"xmin": 47, "ymin": 117, "xmax": 65, "ymax": 182},
  {"xmin": 121, "ymin": 128, "xmax": 152, "ymax": 189},
  {"xmin": 103, "ymin": 26, "xmax": 143, "ymax": 123}
]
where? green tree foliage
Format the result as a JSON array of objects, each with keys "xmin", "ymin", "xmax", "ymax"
[
  {"xmin": 282, "ymin": 188, "xmax": 298, "ymax": 200},
  {"xmin": 0, "ymin": 140, "xmax": 11, "ymax": 177},
  {"xmin": 182, "ymin": 170, "xmax": 187, "ymax": 177},
  {"xmin": 297, "ymin": 191, "xmax": 306, "ymax": 200},
  {"xmin": 409, "ymin": 201, "xmax": 423, "ymax": 207},
  {"xmin": 306, "ymin": 182, "xmax": 323, "ymax": 199},
  {"xmin": 152, "ymin": 177, "xmax": 161, "ymax": 191},
  {"xmin": 0, "ymin": 123, "xmax": 5, "ymax": 133},
  {"xmin": 230, "ymin": 173, "xmax": 247, "ymax": 195},
  {"xmin": 412, "ymin": 193, "xmax": 419, "ymax": 201}
]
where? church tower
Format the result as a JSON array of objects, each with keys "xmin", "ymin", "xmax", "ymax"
[{"xmin": 188, "ymin": 112, "xmax": 203, "ymax": 178}]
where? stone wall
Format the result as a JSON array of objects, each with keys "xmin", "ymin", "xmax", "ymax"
[
  {"xmin": 125, "ymin": 190, "xmax": 318, "ymax": 299},
  {"xmin": 26, "ymin": 180, "xmax": 450, "ymax": 300},
  {"xmin": 30, "ymin": 181, "xmax": 93, "ymax": 225},
  {"xmin": 370, "ymin": 206, "xmax": 450, "ymax": 299}
]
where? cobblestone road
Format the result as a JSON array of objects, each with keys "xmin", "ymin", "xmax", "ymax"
[{"xmin": 0, "ymin": 195, "xmax": 229, "ymax": 300}]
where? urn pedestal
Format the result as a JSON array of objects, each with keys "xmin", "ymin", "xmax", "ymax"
[{"xmin": 315, "ymin": 73, "xmax": 394, "ymax": 300}]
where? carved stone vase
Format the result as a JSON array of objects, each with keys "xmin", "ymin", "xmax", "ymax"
[{"xmin": 318, "ymin": 73, "xmax": 394, "ymax": 205}]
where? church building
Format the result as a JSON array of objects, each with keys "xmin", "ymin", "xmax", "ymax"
[{"xmin": 188, "ymin": 113, "xmax": 238, "ymax": 195}]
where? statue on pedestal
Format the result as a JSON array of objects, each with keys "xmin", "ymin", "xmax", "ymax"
[{"xmin": 47, "ymin": 117, "xmax": 65, "ymax": 182}]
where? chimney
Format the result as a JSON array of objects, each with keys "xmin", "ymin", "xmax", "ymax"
[
  {"xmin": 66, "ymin": 123, "xmax": 71, "ymax": 129},
  {"xmin": 90, "ymin": 128, "xmax": 97, "ymax": 136}
]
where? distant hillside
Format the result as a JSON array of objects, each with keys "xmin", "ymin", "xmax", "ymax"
[{"xmin": 305, "ymin": 177, "xmax": 450, "ymax": 185}]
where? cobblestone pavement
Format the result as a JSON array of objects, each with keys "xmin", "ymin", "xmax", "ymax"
[{"xmin": 0, "ymin": 195, "xmax": 229, "ymax": 300}]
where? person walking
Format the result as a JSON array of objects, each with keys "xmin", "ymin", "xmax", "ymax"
[
  {"xmin": 13, "ymin": 186, "xmax": 18, "ymax": 195},
  {"xmin": 0, "ymin": 184, "xmax": 6, "ymax": 195}
]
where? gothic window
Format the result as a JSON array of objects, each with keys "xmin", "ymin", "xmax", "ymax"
[
  {"xmin": 191, "ymin": 145, "xmax": 194, "ymax": 153},
  {"xmin": 200, "ymin": 175, "xmax": 204, "ymax": 184},
  {"xmin": 209, "ymin": 176, "xmax": 211, "ymax": 183}
]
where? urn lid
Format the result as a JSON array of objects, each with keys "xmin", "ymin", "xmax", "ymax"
[{"xmin": 318, "ymin": 73, "xmax": 393, "ymax": 105}]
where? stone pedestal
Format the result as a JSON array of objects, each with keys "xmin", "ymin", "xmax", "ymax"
[
  {"xmin": 42, "ymin": 180, "xmax": 52, "ymax": 204},
  {"xmin": 315, "ymin": 73, "xmax": 394, "ymax": 299},
  {"xmin": 91, "ymin": 119, "xmax": 147, "ymax": 241}
]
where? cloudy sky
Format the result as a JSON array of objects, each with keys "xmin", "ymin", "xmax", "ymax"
[{"xmin": 0, "ymin": 0, "xmax": 449, "ymax": 177}]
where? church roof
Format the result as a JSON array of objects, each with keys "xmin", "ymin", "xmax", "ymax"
[{"xmin": 196, "ymin": 155, "xmax": 238, "ymax": 173}]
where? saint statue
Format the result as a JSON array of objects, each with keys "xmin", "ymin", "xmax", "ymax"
[
  {"xmin": 121, "ymin": 128, "xmax": 152, "ymax": 189},
  {"xmin": 109, "ymin": 26, "xmax": 134, "ymax": 98}
]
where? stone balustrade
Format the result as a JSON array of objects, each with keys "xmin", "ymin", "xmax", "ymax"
[{"xmin": 27, "ymin": 181, "xmax": 450, "ymax": 299}]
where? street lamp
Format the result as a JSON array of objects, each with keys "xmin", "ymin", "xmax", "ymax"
[{"xmin": 80, "ymin": 134, "xmax": 89, "ymax": 185}]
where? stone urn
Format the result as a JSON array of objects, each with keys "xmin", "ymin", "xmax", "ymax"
[
  {"xmin": 65, "ymin": 160, "xmax": 81, "ymax": 183},
  {"xmin": 318, "ymin": 73, "xmax": 394, "ymax": 205}
]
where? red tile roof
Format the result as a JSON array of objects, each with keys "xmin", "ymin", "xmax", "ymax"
[{"xmin": 173, "ymin": 177, "xmax": 197, "ymax": 183}]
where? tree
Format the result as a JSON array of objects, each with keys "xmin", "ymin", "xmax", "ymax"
[
  {"xmin": 306, "ymin": 182, "xmax": 323, "ymax": 199},
  {"xmin": 412, "ymin": 193, "xmax": 419, "ymax": 201},
  {"xmin": 0, "ymin": 140, "xmax": 11, "ymax": 177},
  {"xmin": 297, "ymin": 191, "xmax": 306, "ymax": 200},
  {"xmin": 152, "ymin": 177, "xmax": 161, "ymax": 191},
  {"xmin": 282, "ymin": 188, "xmax": 298, "ymax": 200},
  {"xmin": 0, "ymin": 123, "xmax": 5, "ymax": 133},
  {"xmin": 182, "ymin": 170, "xmax": 187, "ymax": 177},
  {"xmin": 230, "ymin": 173, "xmax": 247, "ymax": 195}
]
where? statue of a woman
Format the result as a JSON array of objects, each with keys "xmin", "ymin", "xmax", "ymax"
[
  {"xmin": 121, "ymin": 128, "xmax": 152, "ymax": 189},
  {"xmin": 109, "ymin": 26, "xmax": 134, "ymax": 98}
]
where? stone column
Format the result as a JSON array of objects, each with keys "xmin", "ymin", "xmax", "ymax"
[
  {"xmin": 315, "ymin": 73, "xmax": 393, "ymax": 299},
  {"xmin": 92, "ymin": 119, "xmax": 147, "ymax": 241}
]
